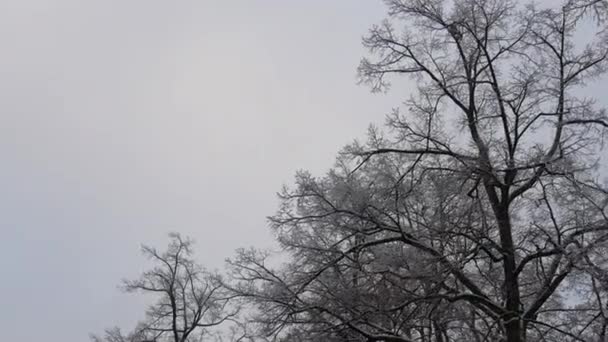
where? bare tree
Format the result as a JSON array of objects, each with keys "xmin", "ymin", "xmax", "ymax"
[
  {"xmin": 92, "ymin": 233, "xmax": 238, "ymax": 342},
  {"xmin": 228, "ymin": 0, "xmax": 608, "ymax": 341}
]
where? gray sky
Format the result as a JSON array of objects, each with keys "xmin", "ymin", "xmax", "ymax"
[
  {"xmin": 0, "ymin": 1, "xmax": 409, "ymax": 341},
  {"xmin": 2, "ymin": 1, "xmax": 605, "ymax": 341}
]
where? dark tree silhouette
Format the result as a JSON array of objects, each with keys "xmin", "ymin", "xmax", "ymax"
[
  {"xmin": 228, "ymin": 0, "xmax": 608, "ymax": 341},
  {"xmin": 92, "ymin": 234, "xmax": 238, "ymax": 342}
]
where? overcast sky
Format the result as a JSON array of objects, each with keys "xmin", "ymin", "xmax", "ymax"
[
  {"xmin": 0, "ymin": 1, "xmax": 414, "ymax": 341},
  {"xmin": 2, "ymin": 1, "xmax": 606, "ymax": 341}
]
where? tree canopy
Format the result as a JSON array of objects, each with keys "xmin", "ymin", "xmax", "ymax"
[{"xmin": 228, "ymin": 0, "xmax": 608, "ymax": 341}]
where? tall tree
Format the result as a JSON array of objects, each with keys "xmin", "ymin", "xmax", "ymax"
[
  {"xmin": 92, "ymin": 233, "xmax": 238, "ymax": 342},
  {"xmin": 228, "ymin": 0, "xmax": 608, "ymax": 341}
]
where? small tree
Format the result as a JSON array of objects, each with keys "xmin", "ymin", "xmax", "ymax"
[{"xmin": 92, "ymin": 233, "xmax": 238, "ymax": 342}]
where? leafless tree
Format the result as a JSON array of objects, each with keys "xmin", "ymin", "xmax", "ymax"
[
  {"xmin": 92, "ymin": 233, "xmax": 238, "ymax": 342},
  {"xmin": 227, "ymin": 0, "xmax": 608, "ymax": 341}
]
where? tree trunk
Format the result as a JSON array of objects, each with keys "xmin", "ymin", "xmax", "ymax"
[{"xmin": 485, "ymin": 185, "xmax": 522, "ymax": 342}]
